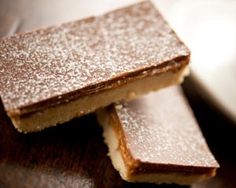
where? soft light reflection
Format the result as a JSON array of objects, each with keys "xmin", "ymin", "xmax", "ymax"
[
  {"xmin": 191, "ymin": 19, "xmax": 236, "ymax": 72},
  {"xmin": 167, "ymin": 0, "xmax": 236, "ymax": 121}
]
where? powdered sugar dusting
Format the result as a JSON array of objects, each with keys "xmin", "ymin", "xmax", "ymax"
[
  {"xmin": 0, "ymin": 1, "xmax": 189, "ymax": 112},
  {"xmin": 115, "ymin": 87, "xmax": 219, "ymax": 167}
]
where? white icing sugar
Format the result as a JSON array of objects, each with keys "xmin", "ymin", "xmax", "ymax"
[
  {"xmin": 0, "ymin": 1, "xmax": 189, "ymax": 112},
  {"xmin": 115, "ymin": 87, "xmax": 219, "ymax": 167}
]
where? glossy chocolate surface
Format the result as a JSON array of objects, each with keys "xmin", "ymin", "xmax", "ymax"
[
  {"xmin": 0, "ymin": 1, "xmax": 189, "ymax": 116},
  {"xmin": 112, "ymin": 87, "xmax": 219, "ymax": 173}
]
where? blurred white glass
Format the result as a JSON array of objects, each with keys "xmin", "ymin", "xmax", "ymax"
[{"xmin": 154, "ymin": 0, "xmax": 236, "ymax": 123}]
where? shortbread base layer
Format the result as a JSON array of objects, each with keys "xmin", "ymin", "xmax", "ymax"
[
  {"xmin": 10, "ymin": 66, "xmax": 188, "ymax": 133},
  {"xmin": 97, "ymin": 109, "xmax": 217, "ymax": 185}
]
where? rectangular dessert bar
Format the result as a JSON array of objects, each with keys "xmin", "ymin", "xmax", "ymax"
[
  {"xmin": 97, "ymin": 86, "xmax": 219, "ymax": 185},
  {"xmin": 0, "ymin": 1, "xmax": 190, "ymax": 132}
]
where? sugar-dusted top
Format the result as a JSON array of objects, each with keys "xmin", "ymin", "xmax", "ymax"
[
  {"xmin": 0, "ymin": 1, "xmax": 189, "ymax": 114},
  {"xmin": 114, "ymin": 86, "xmax": 219, "ymax": 168}
]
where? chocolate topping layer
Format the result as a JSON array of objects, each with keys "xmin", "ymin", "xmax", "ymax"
[
  {"xmin": 110, "ymin": 87, "xmax": 219, "ymax": 174},
  {"xmin": 0, "ymin": 1, "xmax": 189, "ymax": 116}
]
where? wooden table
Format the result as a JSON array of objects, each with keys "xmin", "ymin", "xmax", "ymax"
[{"xmin": 0, "ymin": 0, "xmax": 236, "ymax": 187}]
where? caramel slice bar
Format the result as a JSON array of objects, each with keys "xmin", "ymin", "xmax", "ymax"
[
  {"xmin": 97, "ymin": 86, "xmax": 219, "ymax": 185},
  {"xmin": 0, "ymin": 1, "xmax": 190, "ymax": 132}
]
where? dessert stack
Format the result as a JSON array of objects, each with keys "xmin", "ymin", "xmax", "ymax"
[{"xmin": 0, "ymin": 0, "xmax": 219, "ymax": 185}]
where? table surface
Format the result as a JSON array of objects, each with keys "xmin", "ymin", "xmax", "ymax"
[{"xmin": 0, "ymin": 0, "xmax": 236, "ymax": 188}]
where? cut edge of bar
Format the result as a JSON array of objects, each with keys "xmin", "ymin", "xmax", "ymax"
[{"xmin": 11, "ymin": 66, "xmax": 189, "ymax": 133}]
